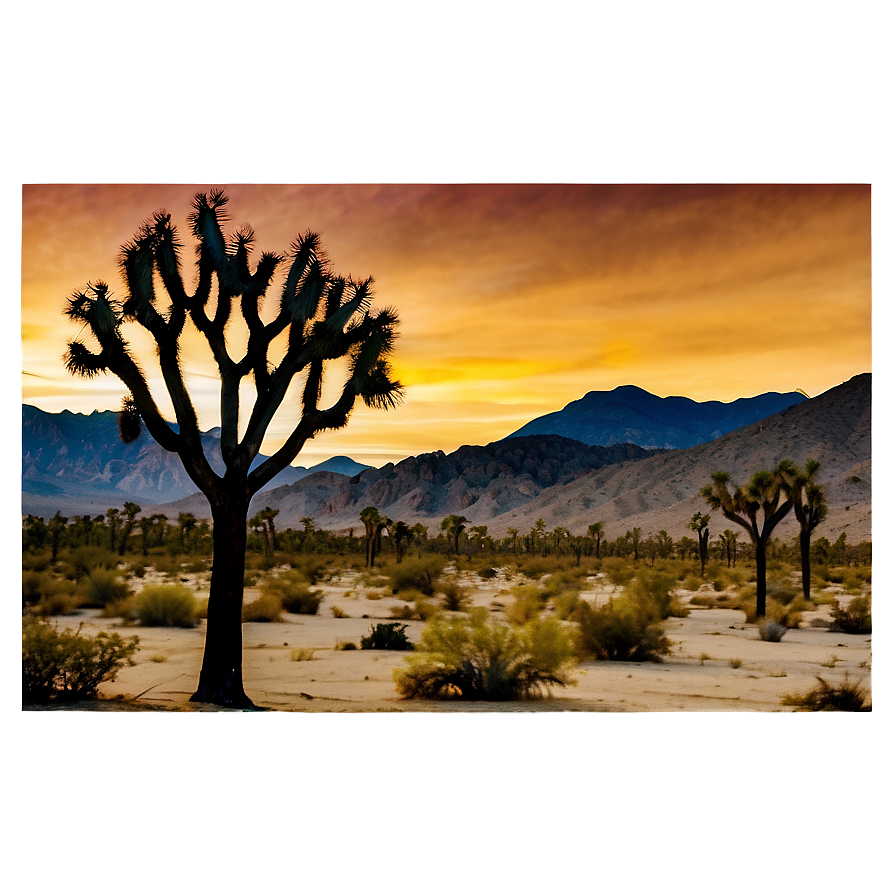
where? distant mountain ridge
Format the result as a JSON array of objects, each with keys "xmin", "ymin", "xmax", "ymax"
[
  {"xmin": 21, "ymin": 405, "xmax": 369, "ymax": 516},
  {"xmin": 506, "ymin": 384, "xmax": 808, "ymax": 449}
]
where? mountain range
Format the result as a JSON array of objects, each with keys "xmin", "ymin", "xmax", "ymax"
[
  {"xmin": 21, "ymin": 405, "xmax": 369, "ymax": 517},
  {"xmin": 22, "ymin": 375, "xmax": 871, "ymax": 541},
  {"xmin": 507, "ymin": 384, "xmax": 807, "ymax": 448}
]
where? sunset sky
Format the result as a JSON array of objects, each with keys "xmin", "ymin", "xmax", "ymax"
[{"xmin": 21, "ymin": 184, "xmax": 871, "ymax": 468}]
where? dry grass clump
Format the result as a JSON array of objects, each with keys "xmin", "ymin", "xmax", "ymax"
[
  {"xmin": 830, "ymin": 596, "xmax": 871, "ymax": 634},
  {"xmin": 136, "ymin": 584, "xmax": 199, "ymax": 627},
  {"xmin": 23, "ymin": 572, "xmax": 82, "ymax": 617},
  {"xmin": 504, "ymin": 585, "xmax": 546, "ymax": 626},
  {"xmin": 242, "ymin": 592, "xmax": 283, "ymax": 622},
  {"xmin": 574, "ymin": 598, "xmax": 671, "ymax": 663},
  {"xmin": 262, "ymin": 571, "xmax": 322, "ymax": 615},
  {"xmin": 758, "ymin": 619, "xmax": 787, "ymax": 642},
  {"xmin": 81, "ymin": 568, "xmax": 130, "ymax": 609},
  {"xmin": 384, "ymin": 557, "xmax": 447, "ymax": 596},
  {"xmin": 438, "ymin": 579, "xmax": 471, "ymax": 612},
  {"xmin": 331, "ymin": 605, "xmax": 348, "ymax": 618},
  {"xmin": 782, "ymin": 674, "xmax": 870, "ymax": 711},
  {"xmin": 290, "ymin": 648, "xmax": 315, "ymax": 661},
  {"xmin": 393, "ymin": 608, "xmax": 576, "ymax": 700}
]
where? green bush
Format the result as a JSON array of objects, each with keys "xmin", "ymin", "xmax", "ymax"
[
  {"xmin": 360, "ymin": 622, "xmax": 415, "ymax": 651},
  {"xmin": 23, "ymin": 572, "xmax": 80, "ymax": 616},
  {"xmin": 82, "ymin": 568, "xmax": 130, "ymax": 608},
  {"xmin": 782, "ymin": 674, "xmax": 870, "ymax": 711},
  {"xmin": 552, "ymin": 590, "xmax": 584, "ymax": 620},
  {"xmin": 22, "ymin": 617, "xmax": 139, "ymax": 704},
  {"xmin": 478, "ymin": 566, "xmax": 498, "ymax": 580},
  {"xmin": 242, "ymin": 592, "xmax": 283, "ymax": 622},
  {"xmin": 136, "ymin": 584, "xmax": 199, "ymax": 627},
  {"xmin": 393, "ymin": 608, "xmax": 576, "ymax": 700},
  {"xmin": 504, "ymin": 585, "xmax": 545, "ymax": 625},
  {"xmin": 830, "ymin": 596, "xmax": 871, "ymax": 634},
  {"xmin": 66, "ymin": 545, "xmax": 117, "ymax": 580},
  {"xmin": 385, "ymin": 557, "xmax": 447, "ymax": 596},
  {"xmin": 574, "ymin": 597, "xmax": 672, "ymax": 663},
  {"xmin": 629, "ymin": 570, "xmax": 687, "ymax": 619},
  {"xmin": 262, "ymin": 571, "xmax": 323, "ymax": 615}
]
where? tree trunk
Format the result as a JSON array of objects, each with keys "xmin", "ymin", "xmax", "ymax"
[
  {"xmin": 799, "ymin": 528, "xmax": 812, "ymax": 602},
  {"xmin": 755, "ymin": 540, "xmax": 768, "ymax": 619},
  {"xmin": 191, "ymin": 498, "xmax": 254, "ymax": 708}
]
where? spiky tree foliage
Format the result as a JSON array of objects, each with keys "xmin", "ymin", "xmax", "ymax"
[
  {"xmin": 701, "ymin": 463, "xmax": 794, "ymax": 618},
  {"xmin": 688, "ymin": 512, "xmax": 711, "ymax": 576},
  {"xmin": 587, "ymin": 521, "xmax": 605, "ymax": 559},
  {"xmin": 391, "ymin": 520, "xmax": 412, "ymax": 563},
  {"xmin": 441, "ymin": 514, "xmax": 468, "ymax": 554},
  {"xmin": 360, "ymin": 506, "xmax": 386, "ymax": 567},
  {"xmin": 782, "ymin": 459, "xmax": 828, "ymax": 601},
  {"xmin": 117, "ymin": 501, "xmax": 141, "ymax": 556},
  {"xmin": 47, "ymin": 511, "xmax": 68, "ymax": 562},
  {"xmin": 717, "ymin": 529, "xmax": 738, "ymax": 568},
  {"xmin": 64, "ymin": 191, "xmax": 402, "ymax": 707}
]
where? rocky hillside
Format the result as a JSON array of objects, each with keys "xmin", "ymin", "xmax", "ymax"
[{"xmin": 21, "ymin": 405, "xmax": 368, "ymax": 517}]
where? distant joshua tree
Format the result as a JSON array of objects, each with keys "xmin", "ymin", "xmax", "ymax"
[
  {"xmin": 702, "ymin": 463, "xmax": 794, "ymax": 618},
  {"xmin": 63, "ymin": 190, "xmax": 402, "ymax": 707},
  {"xmin": 688, "ymin": 512, "xmax": 711, "ymax": 576},
  {"xmin": 782, "ymin": 459, "xmax": 828, "ymax": 601},
  {"xmin": 441, "ymin": 514, "xmax": 468, "ymax": 554},
  {"xmin": 587, "ymin": 521, "xmax": 606, "ymax": 559},
  {"xmin": 360, "ymin": 506, "xmax": 387, "ymax": 567}
]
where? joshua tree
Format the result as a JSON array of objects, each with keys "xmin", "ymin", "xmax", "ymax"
[
  {"xmin": 105, "ymin": 507, "xmax": 121, "ymax": 553},
  {"xmin": 249, "ymin": 506, "xmax": 278, "ymax": 564},
  {"xmin": 688, "ymin": 512, "xmax": 711, "ymax": 576},
  {"xmin": 64, "ymin": 190, "xmax": 402, "ymax": 707},
  {"xmin": 360, "ymin": 506, "xmax": 387, "ymax": 567},
  {"xmin": 391, "ymin": 519, "xmax": 412, "ymax": 563},
  {"xmin": 783, "ymin": 459, "xmax": 828, "ymax": 601},
  {"xmin": 117, "ymin": 501, "xmax": 141, "ymax": 556},
  {"xmin": 587, "ymin": 521, "xmax": 605, "ymax": 559},
  {"xmin": 701, "ymin": 463, "xmax": 794, "ymax": 618},
  {"xmin": 506, "ymin": 527, "xmax": 520, "ymax": 554},
  {"xmin": 717, "ymin": 529, "xmax": 738, "ymax": 568},
  {"xmin": 626, "ymin": 527, "xmax": 642, "ymax": 562},
  {"xmin": 441, "ymin": 514, "xmax": 468, "ymax": 554},
  {"xmin": 47, "ymin": 511, "xmax": 67, "ymax": 562}
]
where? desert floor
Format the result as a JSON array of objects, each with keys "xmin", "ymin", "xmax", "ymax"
[{"xmin": 29, "ymin": 566, "xmax": 872, "ymax": 712}]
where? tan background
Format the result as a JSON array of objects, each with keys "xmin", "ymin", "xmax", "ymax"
[{"xmin": 0, "ymin": 0, "xmax": 896, "ymax": 894}]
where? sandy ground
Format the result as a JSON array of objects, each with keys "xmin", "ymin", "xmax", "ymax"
[{"xmin": 29, "ymin": 566, "xmax": 872, "ymax": 712}]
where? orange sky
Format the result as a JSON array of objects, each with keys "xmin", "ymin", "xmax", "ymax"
[{"xmin": 21, "ymin": 184, "xmax": 871, "ymax": 467}]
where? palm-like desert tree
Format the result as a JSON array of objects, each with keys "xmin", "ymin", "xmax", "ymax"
[
  {"xmin": 701, "ymin": 463, "xmax": 794, "ymax": 618},
  {"xmin": 360, "ymin": 506, "xmax": 387, "ymax": 567},
  {"xmin": 782, "ymin": 459, "xmax": 828, "ymax": 601},
  {"xmin": 688, "ymin": 512, "xmax": 711, "ymax": 576},
  {"xmin": 64, "ymin": 190, "xmax": 402, "ymax": 707},
  {"xmin": 441, "ymin": 514, "xmax": 468, "ymax": 554},
  {"xmin": 587, "ymin": 521, "xmax": 605, "ymax": 559}
]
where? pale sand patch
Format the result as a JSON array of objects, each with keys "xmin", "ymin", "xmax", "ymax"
[{"xmin": 32, "ymin": 569, "xmax": 872, "ymax": 712}]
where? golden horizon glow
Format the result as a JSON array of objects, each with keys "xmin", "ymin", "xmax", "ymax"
[{"xmin": 21, "ymin": 184, "xmax": 871, "ymax": 467}]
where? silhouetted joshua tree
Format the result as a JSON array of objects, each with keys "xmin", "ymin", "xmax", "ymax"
[
  {"xmin": 441, "ymin": 514, "xmax": 468, "ymax": 554},
  {"xmin": 688, "ymin": 512, "xmax": 711, "ymax": 576},
  {"xmin": 782, "ymin": 459, "xmax": 828, "ymax": 601},
  {"xmin": 701, "ymin": 463, "xmax": 794, "ymax": 618},
  {"xmin": 64, "ymin": 190, "xmax": 402, "ymax": 707}
]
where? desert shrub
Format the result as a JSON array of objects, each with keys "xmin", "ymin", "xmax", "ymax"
[
  {"xmin": 331, "ymin": 605, "xmax": 348, "ymax": 618},
  {"xmin": 290, "ymin": 555, "xmax": 330, "ymax": 584},
  {"xmin": 360, "ymin": 622, "xmax": 415, "ymax": 651},
  {"xmin": 505, "ymin": 586, "xmax": 545, "ymax": 626},
  {"xmin": 22, "ymin": 617, "xmax": 139, "ymax": 704},
  {"xmin": 552, "ymin": 590, "xmax": 584, "ymax": 620},
  {"xmin": 602, "ymin": 557, "xmax": 636, "ymax": 589},
  {"xmin": 782, "ymin": 674, "xmax": 870, "ymax": 711},
  {"xmin": 683, "ymin": 575, "xmax": 702, "ymax": 592},
  {"xmin": 729, "ymin": 657, "xmax": 743, "ymax": 669},
  {"xmin": 385, "ymin": 557, "xmax": 446, "ymax": 596},
  {"xmin": 242, "ymin": 592, "xmax": 283, "ymax": 622},
  {"xmin": 81, "ymin": 568, "xmax": 130, "ymax": 608},
  {"xmin": 66, "ymin": 545, "xmax": 117, "ymax": 580},
  {"xmin": 100, "ymin": 596, "xmax": 139, "ymax": 622},
  {"xmin": 478, "ymin": 566, "xmax": 498, "ymax": 579},
  {"xmin": 813, "ymin": 592, "xmax": 839, "ymax": 606},
  {"xmin": 689, "ymin": 593, "xmax": 715, "ymax": 607},
  {"xmin": 439, "ymin": 580, "xmax": 471, "ymax": 612},
  {"xmin": 628, "ymin": 570, "xmax": 687, "ymax": 619},
  {"xmin": 23, "ymin": 572, "xmax": 81, "ymax": 616},
  {"xmin": 290, "ymin": 648, "xmax": 315, "ymax": 661},
  {"xmin": 758, "ymin": 619, "xmax": 787, "ymax": 642},
  {"xmin": 574, "ymin": 597, "xmax": 672, "ymax": 663},
  {"xmin": 394, "ymin": 587, "xmax": 428, "ymax": 603},
  {"xmin": 737, "ymin": 592, "xmax": 801, "ymax": 627},
  {"xmin": 390, "ymin": 604, "xmax": 416, "ymax": 620},
  {"xmin": 830, "ymin": 596, "xmax": 872, "ymax": 634},
  {"xmin": 335, "ymin": 640, "xmax": 357, "ymax": 650},
  {"xmin": 767, "ymin": 578, "xmax": 799, "ymax": 605},
  {"xmin": 262, "ymin": 571, "xmax": 322, "ymax": 615},
  {"xmin": 136, "ymin": 584, "xmax": 199, "ymax": 627},
  {"xmin": 393, "ymin": 608, "xmax": 576, "ymax": 700}
]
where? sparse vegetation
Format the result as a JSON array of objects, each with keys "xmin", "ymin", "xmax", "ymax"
[
  {"xmin": 262, "ymin": 572, "xmax": 323, "ymax": 615},
  {"xmin": 360, "ymin": 622, "xmax": 415, "ymax": 651},
  {"xmin": 394, "ymin": 608, "xmax": 576, "ymax": 700},
  {"xmin": 23, "ymin": 617, "xmax": 139, "ymax": 703},
  {"xmin": 136, "ymin": 584, "xmax": 199, "ymax": 627},
  {"xmin": 782, "ymin": 674, "xmax": 870, "ymax": 711},
  {"xmin": 758, "ymin": 619, "xmax": 787, "ymax": 642},
  {"xmin": 241, "ymin": 593, "xmax": 284, "ymax": 623},
  {"xmin": 574, "ymin": 598, "xmax": 671, "ymax": 663},
  {"xmin": 830, "ymin": 596, "xmax": 871, "ymax": 634}
]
